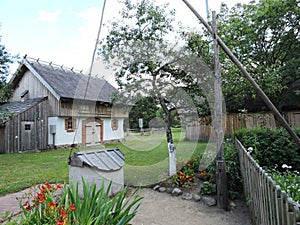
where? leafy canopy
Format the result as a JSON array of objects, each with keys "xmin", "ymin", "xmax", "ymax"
[{"xmin": 100, "ymin": 0, "xmax": 213, "ymax": 140}]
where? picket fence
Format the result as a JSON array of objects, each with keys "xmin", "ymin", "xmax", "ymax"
[{"xmin": 235, "ymin": 139, "xmax": 300, "ymax": 225}]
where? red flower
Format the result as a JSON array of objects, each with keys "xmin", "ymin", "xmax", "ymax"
[
  {"xmin": 69, "ymin": 204, "xmax": 76, "ymax": 211},
  {"xmin": 36, "ymin": 192, "xmax": 46, "ymax": 203},
  {"xmin": 48, "ymin": 202, "xmax": 57, "ymax": 210},
  {"xmin": 59, "ymin": 207, "xmax": 68, "ymax": 219},
  {"xmin": 40, "ymin": 185, "xmax": 47, "ymax": 193},
  {"xmin": 56, "ymin": 184, "xmax": 63, "ymax": 189},
  {"xmin": 57, "ymin": 219, "xmax": 64, "ymax": 225},
  {"xmin": 23, "ymin": 201, "xmax": 31, "ymax": 211}
]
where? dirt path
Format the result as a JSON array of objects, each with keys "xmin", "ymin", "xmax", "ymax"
[{"xmin": 131, "ymin": 188, "xmax": 251, "ymax": 225}]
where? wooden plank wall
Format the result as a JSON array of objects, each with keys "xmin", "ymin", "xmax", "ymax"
[
  {"xmin": 1, "ymin": 100, "xmax": 48, "ymax": 153},
  {"xmin": 186, "ymin": 111, "xmax": 300, "ymax": 141},
  {"xmin": 235, "ymin": 139, "xmax": 300, "ymax": 225},
  {"xmin": 0, "ymin": 126, "xmax": 6, "ymax": 153},
  {"xmin": 11, "ymin": 70, "xmax": 59, "ymax": 116}
]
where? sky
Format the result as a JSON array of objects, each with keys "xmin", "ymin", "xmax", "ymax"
[{"xmin": 1, "ymin": 0, "xmax": 253, "ymax": 83}]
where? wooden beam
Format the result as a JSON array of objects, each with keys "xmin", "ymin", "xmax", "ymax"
[
  {"xmin": 212, "ymin": 11, "xmax": 229, "ymax": 210},
  {"xmin": 181, "ymin": 0, "xmax": 300, "ymax": 149}
]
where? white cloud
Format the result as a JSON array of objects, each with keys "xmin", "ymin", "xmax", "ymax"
[{"xmin": 38, "ymin": 9, "xmax": 62, "ymax": 22}]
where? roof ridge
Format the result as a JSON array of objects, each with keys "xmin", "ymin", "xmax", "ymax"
[{"xmin": 25, "ymin": 56, "xmax": 103, "ymax": 79}]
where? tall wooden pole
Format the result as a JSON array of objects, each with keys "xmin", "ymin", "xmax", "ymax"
[
  {"xmin": 181, "ymin": 0, "xmax": 300, "ymax": 150},
  {"xmin": 212, "ymin": 11, "xmax": 229, "ymax": 210}
]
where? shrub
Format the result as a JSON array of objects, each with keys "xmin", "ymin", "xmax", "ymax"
[
  {"xmin": 5, "ymin": 180, "xmax": 142, "ymax": 225},
  {"xmin": 268, "ymin": 169, "xmax": 300, "ymax": 204},
  {"xmin": 200, "ymin": 181, "xmax": 216, "ymax": 195},
  {"xmin": 233, "ymin": 128, "xmax": 300, "ymax": 171},
  {"xmin": 198, "ymin": 140, "xmax": 243, "ymax": 199}
]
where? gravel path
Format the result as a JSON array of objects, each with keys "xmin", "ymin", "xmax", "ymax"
[{"xmin": 131, "ymin": 188, "xmax": 251, "ymax": 225}]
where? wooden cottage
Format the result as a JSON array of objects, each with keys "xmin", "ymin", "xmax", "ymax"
[{"xmin": 0, "ymin": 57, "xmax": 127, "ymax": 153}]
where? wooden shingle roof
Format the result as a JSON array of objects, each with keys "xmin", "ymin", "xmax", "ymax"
[
  {"xmin": 0, "ymin": 97, "xmax": 47, "ymax": 114},
  {"xmin": 11, "ymin": 57, "xmax": 117, "ymax": 103}
]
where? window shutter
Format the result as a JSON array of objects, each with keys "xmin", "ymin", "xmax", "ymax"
[{"xmin": 111, "ymin": 119, "xmax": 118, "ymax": 130}]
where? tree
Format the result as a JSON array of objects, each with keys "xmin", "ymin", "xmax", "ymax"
[
  {"xmin": 0, "ymin": 36, "xmax": 14, "ymax": 104},
  {"xmin": 188, "ymin": 0, "xmax": 300, "ymax": 112},
  {"xmin": 0, "ymin": 36, "xmax": 16, "ymax": 125},
  {"xmin": 128, "ymin": 96, "xmax": 159, "ymax": 129},
  {"xmin": 99, "ymin": 0, "xmax": 210, "ymax": 143},
  {"xmin": 99, "ymin": 0, "xmax": 211, "ymax": 175}
]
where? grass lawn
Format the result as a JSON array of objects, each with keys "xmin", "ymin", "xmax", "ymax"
[{"xmin": 0, "ymin": 128, "xmax": 207, "ymax": 196}]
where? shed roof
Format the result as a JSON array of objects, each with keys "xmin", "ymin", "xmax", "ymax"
[
  {"xmin": 70, "ymin": 148, "xmax": 125, "ymax": 171},
  {"xmin": 0, "ymin": 97, "xmax": 47, "ymax": 114},
  {"xmin": 10, "ymin": 57, "xmax": 117, "ymax": 103}
]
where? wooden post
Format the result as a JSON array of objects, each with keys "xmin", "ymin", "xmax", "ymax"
[
  {"xmin": 181, "ymin": 0, "xmax": 300, "ymax": 150},
  {"xmin": 212, "ymin": 11, "xmax": 229, "ymax": 210}
]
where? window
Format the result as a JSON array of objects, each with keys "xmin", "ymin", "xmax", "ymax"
[
  {"xmin": 25, "ymin": 124, "xmax": 31, "ymax": 131},
  {"xmin": 65, "ymin": 118, "xmax": 76, "ymax": 132},
  {"xmin": 80, "ymin": 105, "xmax": 90, "ymax": 113},
  {"xmin": 111, "ymin": 119, "xmax": 118, "ymax": 130}
]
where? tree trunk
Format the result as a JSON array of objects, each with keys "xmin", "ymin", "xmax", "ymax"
[{"xmin": 152, "ymin": 75, "xmax": 176, "ymax": 176}]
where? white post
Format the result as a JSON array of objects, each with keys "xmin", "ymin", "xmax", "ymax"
[{"xmin": 168, "ymin": 142, "xmax": 176, "ymax": 176}]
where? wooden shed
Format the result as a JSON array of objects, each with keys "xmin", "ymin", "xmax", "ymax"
[
  {"xmin": 0, "ymin": 97, "xmax": 48, "ymax": 153},
  {"xmin": 68, "ymin": 148, "xmax": 125, "ymax": 196}
]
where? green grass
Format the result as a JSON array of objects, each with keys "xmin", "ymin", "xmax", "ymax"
[{"xmin": 0, "ymin": 128, "xmax": 207, "ymax": 196}]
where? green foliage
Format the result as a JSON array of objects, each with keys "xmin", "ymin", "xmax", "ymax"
[
  {"xmin": 0, "ymin": 36, "xmax": 16, "ymax": 104},
  {"xmin": 0, "ymin": 110, "xmax": 14, "ymax": 125},
  {"xmin": 199, "ymin": 141, "xmax": 243, "ymax": 199},
  {"xmin": 223, "ymin": 142, "xmax": 243, "ymax": 199},
  {"xmin": 234, "ymin": 127, "xmax": 300, "ymax": 171},
  {"xmin": 268, "ymin": 169, "xmax": 300, "ymax": 204},
  {"xmin": 67, "ymin": 179, "xmax": 142, "ymax": 225},
  {"xmin": 187, "ymin": 0, "xmax": 300, "ymax": 112},
  {"xmin": 129, "ymin": 96, "xmax": 159, "ymax": 129},
  {"xmin": 200, "ymin": 181, "xmax": 216, "ymax": 195},
  {"xmin": 5, "ymin": 180, "xmax": 142, "ymax": 225}
]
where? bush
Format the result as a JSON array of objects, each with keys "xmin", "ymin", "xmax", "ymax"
[
  {"xmin": 199, "ymin": 141, "xmax": 243, "ymax": 199},
  {"xmin": 233, "ymin": 127, "xmax": 300, "ymax": 171},
  {"xmin": 268, "ymin": 169, "xmax": 300, "ymax": 204},
  {"xmin": 5, "ymin": 180, "xmax": 142, "ymax": 225}
]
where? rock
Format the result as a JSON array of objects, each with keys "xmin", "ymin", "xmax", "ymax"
[
  {"xmin": 171, "ymin": 188, "xmax": 183, "ymax": 196},
  {"xmin": 229, "ymin": 201, "xmax": 237, "ymax": 209},
  {"xmin": 202, "ymin": 196, "xmax": 217, "ymax": 207},
  {"xmin": 158, "ymin": 187, "xmax": 166, "ymax": 193},
  {"xmin": 182, "ymin": 192, "xmax": 193, "ymax": 200},
  {"xmin": 193, "ymin": 194, "xmax": 202, "ymax": 202},
  {"xmin": 153, "ymin": 185, "xmax": 160, "ymax": 191},
  {"xmin": 166, "ymin": 188, "xmax": 173, "ymax": 194}
]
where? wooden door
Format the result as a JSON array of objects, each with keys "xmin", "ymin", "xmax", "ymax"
[
  {"xmin": 85, "ymin": 121, "xmax": 101, "ymax": 146},
  {"xmin": 21, "ymin": 121, "xmax": 35, "ymax": 151}
]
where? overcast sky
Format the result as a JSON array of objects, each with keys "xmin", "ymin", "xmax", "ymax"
[{"xmin": 1, "ymin": 0, "xmax": 253, "ymax": 81}]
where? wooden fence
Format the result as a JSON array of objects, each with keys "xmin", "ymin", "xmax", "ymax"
[
  {"xmin": 235, "ymin": 139, "xmax": 300, "ymax": 225},
  {"xmin": 186, "ymin": 111, "xmax": 300, "ymax": 141}
]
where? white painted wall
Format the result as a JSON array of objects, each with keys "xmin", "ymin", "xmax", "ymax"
[
  {"xmin": 103, "ymin": 118, "xmax": 124, "ymax": 141},
  {"xmin": 48, "ymin": 117, "xmax": 82, "ymax": 145},
  {"xmin": 48, "ymin": 117, "xmax": 125, "ymax": 146}
]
